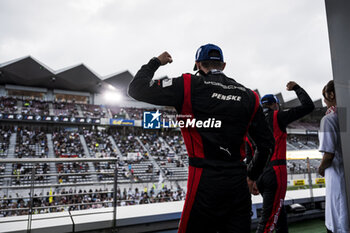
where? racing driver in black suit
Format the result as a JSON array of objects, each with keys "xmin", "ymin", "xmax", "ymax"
[{"xmin": 128, "ymin": 43, "xmax": 275, "ymax": 233}]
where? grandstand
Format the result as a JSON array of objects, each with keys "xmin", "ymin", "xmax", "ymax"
[{"xmin": 0, "ymin": 56, "xmax": 326, "ymax": 232}]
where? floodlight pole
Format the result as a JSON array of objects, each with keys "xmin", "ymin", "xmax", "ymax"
[{"xmin": 325, "ymin": 0, "xmax": 350, "ymax": 222}]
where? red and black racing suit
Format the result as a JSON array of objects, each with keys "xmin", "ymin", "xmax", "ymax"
[
  {"xmin": 128, "ymin": 57, "xmax": 275, "ymax": 233},
  {"xmin": 256, "ymin": 85, "xmax": 314, "ymax": 233}
]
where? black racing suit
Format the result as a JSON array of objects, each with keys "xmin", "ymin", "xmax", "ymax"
[
  {"xmin": 128, "ymin": 57, "xmax": 275, "ymax": 233},
  {"xmin": 256, "ymin": 85, "xmax": 315, "ymax": 233},
  {"xmin": 245, "ymin": 135, "xmax": 256, "ymax": 165}
]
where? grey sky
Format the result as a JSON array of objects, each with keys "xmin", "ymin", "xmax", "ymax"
[{"xmin": 0, "ymin": 0, "xmax": 332, "ymax": 103}]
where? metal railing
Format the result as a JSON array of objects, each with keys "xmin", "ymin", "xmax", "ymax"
[
  {"xmin": 0, "ymin": 158, "xmax": 119, "ymax": 233},
  {"xmin": 0, "ymin": 157, "xmax": 325, "ymax": 232}
]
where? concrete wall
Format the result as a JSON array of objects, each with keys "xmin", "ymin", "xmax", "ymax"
[{"xmin": 325, "ymin": 0, "xmax": 350, "ymax": 220}]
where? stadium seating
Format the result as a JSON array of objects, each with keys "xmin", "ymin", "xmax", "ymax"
[
  {"xmin": 0, "ymin": 163, "xmax": 5, "ymax": 186},
  {"xmin": 21, "ymin": 99, "xmax": 50, "ymax": 116},
  {"xmin": 0, "ymin": 97, "xmax": 111, "ymax": 119},
  {"xmin": 287, "ymin": 135, "xmax": 319, "ymax": 150},
  {"xmin": 53, "ymin": 101, "xmax": 79, "ymax": 117},
  {"xmin": 0, "ymin": 97, "xmax": 18, "ymax": 114},
  {"xmin": 52, "ymin": 130, "xmax": 92, "ymax": 184},
  {"xmin": 0, "ymin": 128, "xmax": 11, "ymax": 157},
  {"xmin": 124, "ymin": 107, "xmax": 146, "ymax": 120},
  {"xmin": 80, "ymin": 104, "xmax": 107, "ymax": 118},
  {"xmin": 11, "ymin": 162, "xmax": 50, "ymax": 186},
  {"xmin": 15, "ymin": 128, "xmax": 48, "ymax": 158},
  {"xmin": 0, "ymin": 185, "xmax": 186, "ymax": 217},
  {"xmin": 83, "ymin": 129, "xmax": 117, "ymax": 182},
  {"xmin": 140, "ymin": 132, "xmax": 188, "ymax": 181},
  {"xmin": 109, "ymin": 106, "xmax": 126, "ymax": 119},
  {"xmin": 287, "ymin": 159, "xmax": 321, "ymax": 174},
  {"xmin": 112, "ymin": 129, "xmax": 160, "ymax": 183}
]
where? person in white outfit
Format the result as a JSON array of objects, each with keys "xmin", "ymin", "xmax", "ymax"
[{"xmin": 318, "ymin": 80, "xmax": 350, "ymax": 233}]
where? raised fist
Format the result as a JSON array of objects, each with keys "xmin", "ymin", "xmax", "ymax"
[
  {"xmin": 157, "ymin": 51, "xmax": 173, "ymax": 66},
  {"xmin": 286, "ymin": 81, "xmax": 298, "ymax": 91}
]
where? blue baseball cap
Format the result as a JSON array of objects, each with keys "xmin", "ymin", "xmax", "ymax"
[
  {"xmin": 193, "ymin": 44, "xmax": 224, "ymax": 71},
  {"xmin": 260, "ymin": 94, "xmax": 280, "ymax": 105}
]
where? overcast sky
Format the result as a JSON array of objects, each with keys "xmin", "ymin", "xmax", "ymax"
[{"xmin": 0, "ymin": 0, "xmax": 332, "ymax": 102}]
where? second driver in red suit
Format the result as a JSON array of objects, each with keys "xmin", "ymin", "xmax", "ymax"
[{"xmin": 255, "ymin": 82, "xmax": 315, "ymax": 233}]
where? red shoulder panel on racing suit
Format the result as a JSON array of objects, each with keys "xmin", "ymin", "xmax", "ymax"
[
  {"xmin": 263, "ymin": 110, "xmax": 288, "ymax": 233},
  {"xmin": 178, "ymin": 73, "xmax": 204, "ymax": 233},
  {"xmin": 271, "ymin": 110, "xmax": 287, "ymax": 162}
]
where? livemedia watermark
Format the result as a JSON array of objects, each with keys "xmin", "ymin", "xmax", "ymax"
[{"xmin": 143, "ymin": 110, "xmax": 222, "ymax": 129}]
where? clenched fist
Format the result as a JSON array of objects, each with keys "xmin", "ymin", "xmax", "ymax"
[
  {"xmin": 286, "ymin": 81, "xmax": 298, "ymax": 91},
  {"xmin": 157, "ymin": 51, "xmax": 173, "ymax": 66}
]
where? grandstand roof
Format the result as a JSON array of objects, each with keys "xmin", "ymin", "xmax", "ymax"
[
  {"xmin": 313, "ymin": 99, "xmax": 323, "ymax": 108},
  {"xmin": 104, "ymin": 70, "xmax": 134, "ymax": 96},
  {"xmin": 0, "ymin": 56, "xmax": 54, "ymax": 87},
  {"xmin": 54, "ymin": 64, "xmax": 108, "ymax": 93},
  {"xmin": 283, "ymin": 98, "xmax": 323, "ymax": 109},
  {"xmin": 0, "ymin": 56, "xmax": 127, "ymax": 94},
  {"xmin": 275, "ymin": 92, "xmax": 285, "ymax": 104},
  {"xmin": 283, "ymin": 97, "xmax": 301, "ymax": 109}
]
